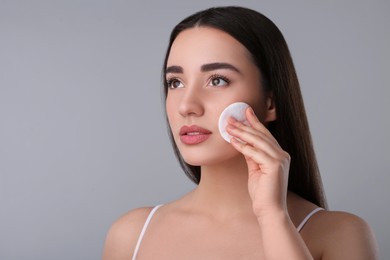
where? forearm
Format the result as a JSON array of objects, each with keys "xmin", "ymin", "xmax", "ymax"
[{"xmin": 258, "ymin": 211, "xmax": 313, "ymax": 260}]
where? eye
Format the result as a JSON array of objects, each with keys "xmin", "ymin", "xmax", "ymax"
[
  {"xmin": 209, "ymin": 74, "xmax": 230, "ymax": 87},
  {"xmin": 166, "ymin": 78, "xmax": 184, "ymax": 89}
]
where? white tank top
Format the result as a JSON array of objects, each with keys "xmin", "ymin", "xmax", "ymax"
[{"xmin": 131, "ymin": 205, "xmax": 323, "ymax": 260}]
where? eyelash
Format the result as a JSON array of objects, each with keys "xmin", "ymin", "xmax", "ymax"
[
  {"xmin": 166, "ymin": 77, "xmax": 183, "ymax": 89},
  {"xmin": 209, "ymin": 74, "xmax": 230, "ymax": 86},
  {"xmin": 166, "ymin": 74, "xmax": 231, "ymax": 89}
]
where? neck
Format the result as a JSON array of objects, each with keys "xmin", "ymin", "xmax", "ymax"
[{"xmin": 188, "ymin": 155, "xmax": 254, "ymax": 219}]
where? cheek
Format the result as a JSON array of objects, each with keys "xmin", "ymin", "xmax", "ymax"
[
  {"xmin": 165, "ymin": 96, "xmax": 176, "ymax": 126},
  {"xmin": 234, "ymin": 90, "xmax": 266, "ymax": 121},
  {"xmin": 213, "ymin": 91, "xmax": 263, "ymax": 118},
  {"xmin": 165, "ymin": 96, "xmax": 184, "ymax": 147}
]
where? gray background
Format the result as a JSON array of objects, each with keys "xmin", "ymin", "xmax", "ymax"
[{"xmin": 1, "ymin": 0, "xmax": 389, "ymax": 259}]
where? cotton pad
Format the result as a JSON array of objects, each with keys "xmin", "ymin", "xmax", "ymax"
[{"xmin": 218, "ymin": 102, "xmax": 250, "ymax": 143}]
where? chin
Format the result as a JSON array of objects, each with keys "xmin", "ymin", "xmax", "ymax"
[{"xmin": 179, "ymin": 143, "xmax": 240, "ymax": 167}]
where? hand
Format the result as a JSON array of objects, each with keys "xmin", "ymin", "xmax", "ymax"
[{"xmin": 226, "ymin": 107, "xmax": 291, "ymax": 219}]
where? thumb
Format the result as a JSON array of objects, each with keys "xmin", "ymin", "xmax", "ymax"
[{"xmin": 245, "ymin": 156, "xmax": 260, "ymax": 174}]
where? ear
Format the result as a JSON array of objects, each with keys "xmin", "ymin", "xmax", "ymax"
[{"xmin": 264, "ymin": 91, "xmax": 277, "ymax": 123}]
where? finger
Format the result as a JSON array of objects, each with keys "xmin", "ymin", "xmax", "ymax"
[
  {"xmin": 228, "ymin": 116, "xmax": 280, "ymax": 148},
  {"xmin": 231, "ymin": 138, "xmax": 290, "ymax": 177},
  {"xmin": 227, "ymin": 124, "xmax": 281, "ymax": 157},
  {"xmin": 246, "ymin": 107, "xmax": 275, "ymax": 138},
  {"xmin": 230, "ymin": 137, "xmax": 276, "ymax": 168},
  {"xmin": 227, "ymin": 116, "xmax": 264, "ymax": 138},
  {"xmin": 244, "ymin": 155, "xmax": 261, "ymax": 173},
  {"xmin": 228, "ymin": 109, "xmax": 279, "ymax": 146}
]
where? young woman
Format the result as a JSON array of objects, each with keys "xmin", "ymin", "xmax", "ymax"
[{"xmin": 103, "ymin": 6, "xmax": 378, "ymax": 259}]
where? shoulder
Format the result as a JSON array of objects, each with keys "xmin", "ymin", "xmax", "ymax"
[
  {"xmin": 305, "ymin": 210, "xmax": 379, "ymax": 260},
  {"xmin": 102, "ymin": 207, "xmax": 154, "ymax": 260}
]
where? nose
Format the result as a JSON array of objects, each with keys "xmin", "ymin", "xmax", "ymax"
[{"xmin": 178, "ymin": 86, "xmax": 204, "ymax": 117}]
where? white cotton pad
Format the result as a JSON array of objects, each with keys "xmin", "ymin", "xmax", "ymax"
[{"xmin": 218, "ymin": 102, "xmax": 250, "ymax": 143}]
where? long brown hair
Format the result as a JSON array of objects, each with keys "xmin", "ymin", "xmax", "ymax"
[{"xmin": 162, "ymin": 6, "xmax": 327, "ymax": 208}]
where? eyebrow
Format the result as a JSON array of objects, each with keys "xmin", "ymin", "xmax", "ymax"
[
  {"xmin": 201, "ymin": 62, "xmax": 241, "ymax": 73},
  {"xmin": 165, "ymin": 62, "xmax": 241, "ymax": 74},
  {"xmin": 165, "ymin": 65, "xmax": 183, "ymax": 74}
]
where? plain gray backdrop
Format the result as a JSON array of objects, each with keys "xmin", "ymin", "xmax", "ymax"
[{"xmin": 1, "ymin": 0, "xmax": 389, "ymax": 259}]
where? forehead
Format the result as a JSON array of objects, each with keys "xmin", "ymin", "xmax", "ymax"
[{"xmin": 167, "ymin": 27, "xmax": 253, "ymax": 67}]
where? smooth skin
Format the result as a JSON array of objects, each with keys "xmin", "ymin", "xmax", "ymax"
[{"xmin": 103, "ymin": 27, "xmax": 378, "ymax": 259}]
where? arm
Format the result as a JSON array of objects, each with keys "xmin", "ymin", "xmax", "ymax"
[
  {"xmin": 227, "ymin": 107, "xmax": 314, "ymax": 259},
  {"xmin": 102, "ymin": 207, "xmax": 152, "ymax": 260},
  {"xmin": 320, "ymin": 212, "xmax": 379, "ymax": 260},
  {"xmin": 226, "ymin": 107, "xmax": 378, "ymax": 259},
  {"xmin": 255, "ymin": 209, "xmax": 379, "ymax": 260},
  {"xmin": 257, "ymin": 211, "xmax": 314, "ymax": 259}
]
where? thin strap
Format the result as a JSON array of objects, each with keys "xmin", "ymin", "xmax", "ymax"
[
  {"xmin": 132, "ymin": 205, "xmax": 163, "ymax": 260},
  {"xmin": 297, "ymin": 208, "xmax": 324, "ymax": 232}
]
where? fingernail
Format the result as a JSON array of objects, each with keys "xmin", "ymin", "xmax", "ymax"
[
  {"xmin": 226, "ymin": 124, "xmax": 236, "ymax": 130},
  {"xmin": 249, "ymin": 107, "xmax": 254, "ymax": 115},
  {"xmin": 227, "ymin": 117, "xmax": 237, "ymax": 125}
]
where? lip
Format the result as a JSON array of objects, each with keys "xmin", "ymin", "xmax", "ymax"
[{"xmin": 179, "ymin": 125, "xmax": 212, "ymax": 145}]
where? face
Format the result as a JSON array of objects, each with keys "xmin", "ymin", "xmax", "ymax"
[{"xmin": 165, "ymin": 26, "xmax": 273, "ymax": 167}]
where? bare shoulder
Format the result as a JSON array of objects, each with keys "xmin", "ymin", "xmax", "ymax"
[
  {"xmin": 102, "ymin": 207, "xmax": 154, "ymax": 260},
  {"xmin": 306, "ymin": 210, "xmax": 379, "ymax": 260}
]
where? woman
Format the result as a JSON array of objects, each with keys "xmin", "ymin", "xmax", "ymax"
[{"xmin": 103, "ymin": 6, "xmax": 378, "ymax": 259}]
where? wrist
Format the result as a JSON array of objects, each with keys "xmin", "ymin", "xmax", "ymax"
[{"xmin": 256, "ymin": 208, "xmax": 290, "ymax": 227}]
